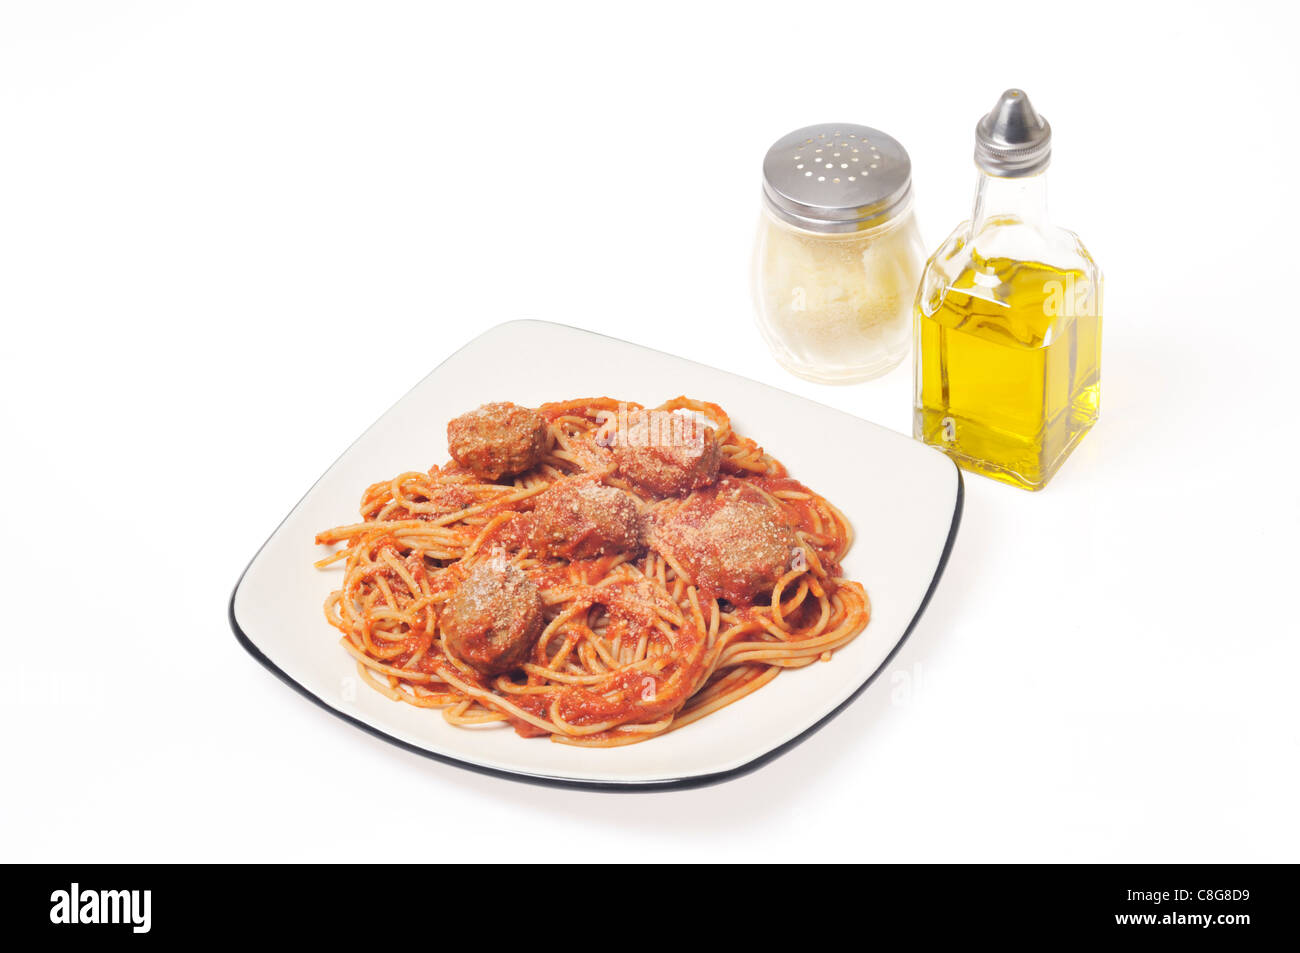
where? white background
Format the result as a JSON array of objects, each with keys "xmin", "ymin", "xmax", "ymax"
[{"xmin": 2, "ymin": 1, "xmax": 1297, "ymax": 862}]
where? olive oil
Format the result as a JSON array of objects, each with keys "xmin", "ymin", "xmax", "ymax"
[
  {"xmin": 915, "ymin": 257, "xmax": 1101, "ymax": 490},
  {"xmin": 914, "ymin": 89, "xmax": 1103, "ymax": 491}
]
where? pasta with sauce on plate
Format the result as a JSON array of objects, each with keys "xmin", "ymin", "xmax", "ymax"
[{"xmin": 314, "ymin": 396, "xmax": 870, "ymax": 747}]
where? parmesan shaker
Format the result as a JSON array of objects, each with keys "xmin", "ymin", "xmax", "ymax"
[{"xmin": 753, "ymin": 124, "xmax": 924, "ymax": 383}]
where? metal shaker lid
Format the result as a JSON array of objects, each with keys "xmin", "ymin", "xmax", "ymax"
[
  {"xmin": 762, "ymin": 123, "xmax": 913, "ymax": 233},
  {"xmin": 975, "ymin": 89, "xmax": 1052, "ymax": 177}
]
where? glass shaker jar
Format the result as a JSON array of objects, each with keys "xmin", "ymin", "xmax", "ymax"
[{"xmin": 753, "ymin": 124, "xmax": 924, "ymax": 383}]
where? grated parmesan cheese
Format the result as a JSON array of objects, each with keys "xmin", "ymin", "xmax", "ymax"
[{"xmin": 754, "ymin": 209, "xmax": 923, "ymax": 383}]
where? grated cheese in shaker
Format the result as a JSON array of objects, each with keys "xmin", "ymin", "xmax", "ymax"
[{"xmin": 753, "ymin": 124, "xmax": 924, "ymax": 384}]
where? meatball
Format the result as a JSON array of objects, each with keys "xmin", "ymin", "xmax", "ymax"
[
  {"xmin": 649, "ymin": 479, "xmax": 799, "ymax": 604},
  {"xmin": 440, "ymin": 561, "xmax": 545, "ymax": 676},
  {"xmin": 612, "ymin": 412, "xmax": 722, "ymax": 496},
  {"xmin": 447, "ymin": 402, "xmax": 548, "ymax": 480},
  {"xmin": 530, "ymin": 478, "xmax": 644, "ymax": 560}
]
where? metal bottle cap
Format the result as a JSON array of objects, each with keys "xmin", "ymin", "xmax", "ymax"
[
  {"xmin": 762, "ymin": 123, "xmax": 913, "ymax": 233},
  {"xmin": 975, "ymin": 89, "xmax": 1051, "ymax": 177}
]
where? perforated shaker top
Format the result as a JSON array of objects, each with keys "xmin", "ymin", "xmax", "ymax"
[{"xmin": 761, "ymin": 124, "xmax": 913, "ymax": 233}]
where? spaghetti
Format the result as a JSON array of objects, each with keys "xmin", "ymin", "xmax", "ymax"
[{"xmin": 314, "ymin": 396, "xmax": 870, "ymax": 747}]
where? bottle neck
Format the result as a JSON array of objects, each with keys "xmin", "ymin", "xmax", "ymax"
[{"xmin": 971, "ymin": 170, "xmax": 1049, "ymax": 238}]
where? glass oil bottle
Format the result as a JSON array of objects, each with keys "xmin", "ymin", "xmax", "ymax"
[{"xmin": 914, "ymin": 90, "xmax": 1102, "ymax": 491}]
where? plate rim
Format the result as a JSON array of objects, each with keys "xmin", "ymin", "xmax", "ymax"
[{"xmin": 227, "ymin": 319, "xmax": 965, "ymax": 792}]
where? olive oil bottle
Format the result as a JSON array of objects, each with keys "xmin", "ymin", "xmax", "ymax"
[{"xmin": 915, "ymin": 90, "xmax": 1102, "ymax": 491}]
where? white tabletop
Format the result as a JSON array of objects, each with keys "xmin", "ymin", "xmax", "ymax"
[{"xmin": 2, "ymin": 0, "xmax": 1296, "ymax": 862}]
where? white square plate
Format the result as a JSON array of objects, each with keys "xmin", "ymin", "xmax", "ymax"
[{"xmin": 229, "ymin": 320, "xmax": 962, "ymax": 789}]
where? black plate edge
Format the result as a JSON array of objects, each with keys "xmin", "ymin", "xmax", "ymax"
[{"xmin": 226, "ymin": 320, "xmax": 966, "ymax": 792}]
